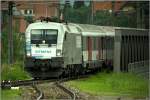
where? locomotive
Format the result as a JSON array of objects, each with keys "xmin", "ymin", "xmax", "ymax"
[{"xmin": 25, "ymin": 19, "xmax": 148, "ymax": 78}]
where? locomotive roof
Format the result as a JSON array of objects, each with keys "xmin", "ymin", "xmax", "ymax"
[
  {"xmin": 71, "ymin": 23, "xmax": 116, "ymax": 37},
  {"xmin": 69, "ymin": 23, "xmax": 148, "ymax": 37},
  {"xmin": 26, "ymin": 22, "xmax": 63, "ymax": 32},
  {"xmin": 63, "ymin": 24, "xmax": 81, "ymax": 34}
]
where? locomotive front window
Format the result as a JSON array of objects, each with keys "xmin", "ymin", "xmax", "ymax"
[
  {"xmin": 31, "ymin": 29, "xmax": 42, "ymax": 40},
  {"xmin": 31, "ymin": 29, "xmax": 58, "ymax": 44},
  {"xmin": 45, "ymin": 30, "xmax": 58, "ymax": 44},
  {"xmin": 31, "ymin": 29, "xmax": 42, "ymax": 44}
]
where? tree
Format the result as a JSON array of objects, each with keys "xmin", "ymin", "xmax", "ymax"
[
  {"xmin": 94, "ymin": 10, "xmax": 137, "ymax": 28},
  {"xmin": 2, "ymin": 11, "xmax": 25, "ymax": 63},
  {"xmin": 74, "ymin": 1, "xmax": 84, "ymax": 9},
  {"xmin": 64, "ymin": 2, "xmax": 91, "ymax": 24}
]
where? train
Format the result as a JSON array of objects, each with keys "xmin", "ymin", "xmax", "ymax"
[{"xmin": 24, "ymin": 18, "xmax": 149, "ymax": 78}]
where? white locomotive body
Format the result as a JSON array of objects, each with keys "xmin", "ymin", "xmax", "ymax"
[
  {"xmin": 25, "ymin": 22, "xmax": 66, "ymax": 77},
  {"xmin": 25, "ymin": 21, "xmax": 84, "ymax": 77}
]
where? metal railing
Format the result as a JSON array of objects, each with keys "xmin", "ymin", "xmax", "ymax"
[{"xmin": 128, "ymin": 60, "xmax": 149, "ymax": 78}]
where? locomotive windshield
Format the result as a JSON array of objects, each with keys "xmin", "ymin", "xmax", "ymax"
[
  {"xmin": 45, "ymin": 30, "xmax": 58, "ymax": 44},
  {"xmin": 31, "ymin": 29, "xmax": 58, "ymax": 44}
]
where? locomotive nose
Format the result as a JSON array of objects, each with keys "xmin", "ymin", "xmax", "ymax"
[{"xmin": 40, "ymin": 61, "xmax": 50, "ymax": 72}]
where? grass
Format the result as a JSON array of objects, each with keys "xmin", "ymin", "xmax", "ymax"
[
  {"xmin": 67, "ymin": 72, "xmax": 149, "ymax": 98},
  {"xmin": 1, "ymin": 89, "xmax": 22, "ymax": 100},
  {"xmin": 1, "ymin": 61, "xmax": 31, "ymax": 81},
  {"xmin": 1, "ymin": 61, "xmax": 31, "ymax": 100}
]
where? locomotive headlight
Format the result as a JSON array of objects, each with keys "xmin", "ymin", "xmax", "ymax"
[
  {"xmin": 26, "ymin": 45, "xmax": 31, "ymax": 57},
  {"xmin": 26, "ymin": 50, "xmax": 31, "ymax": 57},
  {"xmin": 27, "ymin": 53, "xmax": 31, "ymax": 57},
  {"xmin": 56, "ymin": 49, "xmax": 61, "ymax": 56}
]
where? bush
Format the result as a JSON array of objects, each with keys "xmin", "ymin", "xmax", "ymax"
[{"xmin": 1, "ymin": 62, "xmax": 31, "ymax": 81}]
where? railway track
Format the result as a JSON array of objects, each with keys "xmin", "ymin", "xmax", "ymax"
[
  {"xmin": 32, "ymin": 81, "xmax": 76, "ymax": 100},
  {"xmin": 1, "ymin": 74, "xmax": 89, "ymax": 88},
  {"xmin": 55, "ymin": 82, "xmax": 76, "ymax": 100},
  {"xmin": 1, "ymin": 75, "xmax": 89, "ymax": 100},
  {"xmin": 32, "ymin": 84, "xmax": 44, "ymax": 100}
]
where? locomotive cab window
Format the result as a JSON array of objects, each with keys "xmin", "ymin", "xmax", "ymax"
[
  {"xmin": 31, "ymin": 29, "xmax": 58, "ymax": 45},
  {"xmin": 45, "ymin": 30, "xmax": 58, "ymax": 44},
  {"xmin": 31, "ymin": 29, "xmax": 42, "ymax": 44}
]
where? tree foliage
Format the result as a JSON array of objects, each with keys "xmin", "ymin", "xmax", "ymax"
[
  {"xmin": 93, "ymin": 10, "xmax": 137, "ymax": 28},
  {"xmin": 2, "ymin": 12, "xmax": 25, "ymax": 64},
  {"xmin": 73, "ymin": 1, "xmax": 84, "ymax": 9},
  {"xmin": 64, "ymin": 3, "xmax": 91, "ymax": 24},
  {"xmin": 64, "ymin": 1, "xmax": 138, "ymax": 28}
]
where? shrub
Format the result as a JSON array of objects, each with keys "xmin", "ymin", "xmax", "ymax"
[{"xmin": 1, "ymin": 62, "xmax": 31, "ymax": 81}]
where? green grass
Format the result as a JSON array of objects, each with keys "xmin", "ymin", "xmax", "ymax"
[
  {"xmin": 67, "ymin": 72, "xmax": 149, "ymax": 98},
  {"xmin": 1, "ymin": 61, "xmax": 31, "ymax": 81},
  {"xmin": 1, "ymin": 89, "xmax": 22, "ymax": 100},
  {"xmin": 1, "ymin": 62, "xmax": 31, "ymax": 100}
]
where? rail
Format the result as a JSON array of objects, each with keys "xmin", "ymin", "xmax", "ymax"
[
  {"xmin": 55, "ymin": 82, "xmax": 76, "ymax": 100},
  {"xmin": 32, "ymin": 83, "xmax": 44, "ymax": 100}
]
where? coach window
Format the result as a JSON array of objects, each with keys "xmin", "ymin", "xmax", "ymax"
[{"xmin": 93, "ymin": 37, "xmax": 97, "ymax": 50}]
